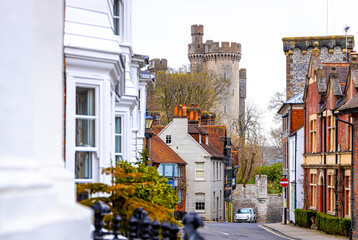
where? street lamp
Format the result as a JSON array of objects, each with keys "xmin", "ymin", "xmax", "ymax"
[
  {"xmin": 145, "ymin": 109, "xmax": 154, "ymax": 130},
  {"xmin": 144, "ymin": 109, "xmax": 154, "ymax": 166}
]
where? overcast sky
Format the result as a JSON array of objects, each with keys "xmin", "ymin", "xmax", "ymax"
[{"xmin": 132, "ymin": 0, "xmax": 358, "ymax": 133}]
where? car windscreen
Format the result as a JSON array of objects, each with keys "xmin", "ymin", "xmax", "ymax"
[{"xmin": 237, "ymin": 209, "xmax": 250, "ymax": 214}]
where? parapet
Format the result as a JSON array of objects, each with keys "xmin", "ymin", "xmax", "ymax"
[
  {"xmin": 191, "ymin": 24, "xmax": 204, "ymax": 36},
  {"xmin": 282, "ymin": 35, "xmax": 354, "ymax": 54},
  {"xmin": 205, "ymin": 41, "xmax": 241, "ymax": 54},
  {"xmin": 148, "ymin": 58, "xmax": 168, "ymax": 72}
]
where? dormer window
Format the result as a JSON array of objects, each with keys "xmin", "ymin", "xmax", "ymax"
[
  {"xmin": 199, "ymin": 134, "xmax": 202, "ymax": 144},
  {"xmin": 206, "ymin": 135, "xmax": 209, "ymax": 145}
]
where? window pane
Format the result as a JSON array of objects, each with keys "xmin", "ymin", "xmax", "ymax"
[
  {"xmin": 113, "ymin": 0, "xmax": 119, "ymax": 16},
  {"xmin": 76, "ymin": 88, "xmax": 95, "ymax": 116},
  {"xmin": 115, "ymin": 117, "xmax": 122, "ymax": 134},
  {"xmin": 75, "ymin": 152, "xmax": 92, "ymax": 179},
  {"xmin": 115, "ymin": 155, "xmax": 122, "ymax": 165},
  {"xmin": 115, "ymin": 135, "xmax": 122, "ymax": 153},
  {"xmin": 76, "ymin": 119, "xmax": 95, "ymax": 147},
  {"xmin": 164, "ymin": 164, "xmax": 174, "ymax": 177},
  {"xmin": 196, "ymin": 162, "xmax": 204, "ymax": 170},
  {"xmin": 114, "ymin": 18, "xmax": 119, "ymax": 35},
  {"xmin": 196, "ymin": 193, "xmax": 205, "ymax": 201},
  {"xmin": 157, "ymin": 164, "xmax": 163, "ymax": 175},
  {"xmin": 174, "ymin": 165, "xmax": 178, "ymax": 177}
]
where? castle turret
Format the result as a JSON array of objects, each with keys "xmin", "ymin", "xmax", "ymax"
[
  {"xmin": 191, "ymin": 24, "xmax": 203, "ymax": 44},
  {"xmin": 282, "ymin": 35, "xmax": 354, "ymax": 100},
  {"xmin": 188, "ymin": 24, "xmax": 245, "ymax": 133}
]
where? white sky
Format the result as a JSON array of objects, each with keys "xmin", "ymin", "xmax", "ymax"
[{"xmin": 132, "ymin": 0, "xmax": 358, "ymax": 133}]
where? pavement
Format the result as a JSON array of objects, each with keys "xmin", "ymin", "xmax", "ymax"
[{"xmin": 261, "ymin": 223, "xmax": 349, "ymax": 240}]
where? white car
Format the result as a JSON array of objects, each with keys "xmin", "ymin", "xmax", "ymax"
[{"xmin": 235, "ymin": 208, "xmax": 257, "ymax": 223}]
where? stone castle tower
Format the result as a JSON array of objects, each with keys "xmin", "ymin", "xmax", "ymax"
[
  {"xmin": 188, "ymin": 24, "xmax": 246, "ymax": 131},
  {"xmin": 282, "ymin": 35, "xmax": 354, "ymax": 100}
]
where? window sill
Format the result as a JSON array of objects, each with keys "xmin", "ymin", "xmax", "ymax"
[
  {"xmin": 195, "ymin": 210, "xmax": 205, "ymax": 213},
  {"xmin": 327, "ymin": 211, "xmax": 335, "ymax": 216},
  {"xmin": 195, "ymin": 179, "xmax": 205, "ymax": 182}
]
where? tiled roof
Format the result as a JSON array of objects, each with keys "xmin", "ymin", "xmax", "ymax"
[
  {"xmin": 152, "ymin": 126, "xmax": 165, "ymax": 135},
  {"xmin": 151, "ymin": 135, "xmax": 187, "ymax": 165},
  {"xmin": 188, "ymin": 125, "xmax": 209, "ymax": 135},
  {"xmin": 201, "ymin": 125, "xmax": 226, "ymax": 154},
  {"xmin": 338, "ymin": 93, "xmax": 358, "ymax": 113},
  {"xmin": 200, "ymin": 143, "xmax": 224, "ymax": 159}
]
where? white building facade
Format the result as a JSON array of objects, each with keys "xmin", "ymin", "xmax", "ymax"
[
  {"xmin": 288, "ymin": 127, "xmax": 305, "ymax": 223},
  {"xmin": 64, "ymin": 0, "xmax": 152, "ymax": 188},
  {"xmin": 0, "ymin": 1, "xmax": 91, "ymax": 239},
  {"xmin": 158, "ymin": 117, "xmax": 224, "ymax": 221}
]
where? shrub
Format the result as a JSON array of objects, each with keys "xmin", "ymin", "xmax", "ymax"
[
  {"xmin": 294, "ymin": 209, "xmax": 316, "ymax": 228},
  {"xmin": 316, "ymin": 212, "xmax": 350, "ymax": 236}
]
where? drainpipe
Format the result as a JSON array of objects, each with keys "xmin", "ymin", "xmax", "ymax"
[
  {"xmin": 322, "ymin": 114, "xmax": 327, "ymax": 214},
  {"xmin": 294, "ymin": 132, "xmax": 297, "ymax": 212},
  {"xmin": 333, "ymin": 113, "xmax": 353, "ymax": 239}
]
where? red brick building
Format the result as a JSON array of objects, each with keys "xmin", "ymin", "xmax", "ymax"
[{"xmin": 303, "ymin": 43, "xmax": 352, "ymax": 219}]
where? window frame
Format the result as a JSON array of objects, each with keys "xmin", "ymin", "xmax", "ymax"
[
  {"xmin": 113, "ymin": 0, "xmax": 122, "ymax": 36},
  {"xmin": 74, "ymin": 85, "xmax": 99, "ymax": 182},
  {"xmin": 195, "ymin": 193, "xmax": 205, "ymax": 211},
  {"xmin": 310, "ymin": 173, "xmax": 317, "ymax": 209},
  {"xmin": 166, "ymin": 135, "xmax": 172, "ymax": 145},
  {"xmin": 114, "ymin": 115, "xmax": 124, "ymax": 164},
  {"xmin": 195, "ymin": 162, "xmax": 205, "ymax": 180}
]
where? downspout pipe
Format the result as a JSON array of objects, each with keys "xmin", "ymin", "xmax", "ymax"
[
  {"xmin": 333, "ymin": 113, "xmax": 353, "ymax": 240},
  {"xmin": 294, "ymin": 132, "xmax": 297, "ymax": 212}
]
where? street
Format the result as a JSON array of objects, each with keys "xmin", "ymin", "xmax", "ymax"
[{"xmin": 197, "ymin": 222, "xmax": 289, "ymax": 240}]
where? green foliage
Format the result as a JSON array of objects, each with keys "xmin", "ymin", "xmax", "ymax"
[
  {"xmin": 247, "ymin": 162, "xmax": 282, "ymax": 193},
  {"xmin": 258, "ymin": 162, "xmax": 282, "ymax": 194},
  {"xmin": 294, "ymin": 209, "xmax": 316, "ymax": 228},
  {"xmin": 77, "ymin": 158, "xmax": 179, "ymax": 233},
  {"xmin": 316, "ymin": 212, "xmax": 351, "ymax": 236}
]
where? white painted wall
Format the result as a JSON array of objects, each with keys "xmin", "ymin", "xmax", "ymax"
[
  {"xmin": 0, "ymin": 1, "xmax": 91, "ymax": 239},
  {"xmin": 288, "ymin": 127, "xmax": 305, "ymax": 223},
  {"xmin": 158, "ymin": 118, "xmax": 224, "ymax": 220},
  {"xmin": 64, "ymin": 0, "xmax": 150, "ymax": 186}
]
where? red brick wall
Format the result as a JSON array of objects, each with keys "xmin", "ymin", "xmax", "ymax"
[{"xmin": 351, "ymin": 113, "xmax": 358, "ymax": 238}]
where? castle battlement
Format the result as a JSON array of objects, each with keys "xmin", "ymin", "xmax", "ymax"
[
  {"xmin": 188, "ymin": 41, "xmax": 241, "ymax": 57},
  {"xmin": 282, "ymin": 35, "xmax": 354, "ymax": 55}
]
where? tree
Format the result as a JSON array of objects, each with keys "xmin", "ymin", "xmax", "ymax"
[
  {"xmin": 151, "ymin": 68, "xmax": 230, "ymax": 125},
  {"xmin": 77, "ymin": 154, "xmax": 178, "ymax": 233},
  {"xmin": 268, "ymin": 90, "xmax": 285, "ymax": 152},
  {"xmin": 230, "ymin": 101, "xmax": 265, "ymax": 185}
]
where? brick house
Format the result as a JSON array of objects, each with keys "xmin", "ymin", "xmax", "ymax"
[
  {"xmin": 303, "ymin": 43, "xmax": 352, "ymax": 219},
  {"xmin": 277, "ymin": 92, "xmax": 304, "ymax": 223},
  {"xmin": 335, "ymin": 54, "xmax": 358, "ymax": 238}
]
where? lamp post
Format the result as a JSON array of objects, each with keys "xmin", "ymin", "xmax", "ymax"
[{"xmin": 145, "ymin": 109, "xmax": 154, "ymax": 166}]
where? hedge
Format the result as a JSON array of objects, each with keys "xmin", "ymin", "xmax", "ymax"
[
  {"xmin": 294, "ymin": 209, "xmax": 316, "ymax": 228},
  {"xmin": 294, "ymin": 209, "xmax": 351, "ymax": 236},
  {"xmin": 316, "ymin": 212, "xmax": 350, "ymax": 237}
]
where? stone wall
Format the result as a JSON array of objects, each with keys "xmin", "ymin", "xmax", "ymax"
[{"xmin": 232, "ymin": 175, "xmax": 282, "ymax": 223}]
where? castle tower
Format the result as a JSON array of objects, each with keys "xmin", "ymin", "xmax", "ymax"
[
  {"xmin": 282, "ymin": 35, "xmax": 354, "ymax": 100},
  {"xmin": 188, "ymin": 24, "xmax": 245, "ymax": 131}
]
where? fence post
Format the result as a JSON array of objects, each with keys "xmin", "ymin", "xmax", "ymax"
[
  {"xmin": 182, "ymin": 212, "xmax": 204, "ymax": 240},
  {"xmin": 91, "ymin": 201, "xmax": 111, "ymax": 240}
]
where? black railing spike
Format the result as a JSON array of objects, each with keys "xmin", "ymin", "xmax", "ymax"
[
  {"xmin": 128, "ymin": 214, "xmax": 139, "ymax": 239},
  {"xmin": 141, "ymin": 216, "xmax": 152, "ymax": 240},
  {"xmin": 161, "ymin": 220, "xmax": 170, "ymax": 240},
  {"xmin": 91, "ymin": 201, "xmax": 111, "ymax": 240},
  {"xmin": 112, "ymin": 214, "xmax": 121, "ymax": 240},
  {"xmin": 151, "ymin": 219, "xmax": 160, "ymax": 240},
  {"xmin": 182, "ymin": 212, "xmax": 204, "ymax": 240},
  {"xmin": 169, "ymin": 222, "xmax": 179, "ymax": 240}
]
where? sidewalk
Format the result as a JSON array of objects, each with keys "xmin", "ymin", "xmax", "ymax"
[{"xmin": 262, "ymin": 223, "xmax": 348, "ymax": 240}]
